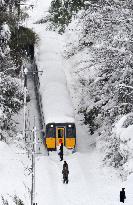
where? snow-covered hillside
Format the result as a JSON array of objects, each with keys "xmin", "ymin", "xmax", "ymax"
[
  {"xmin": 0, "ymin": 3, "xmax": 30, "ymax": 204},
  {"xmin": 0, "ymin": 140, "xmax": 30, "ymax": 204},
  {"xmin": 63, "ymin": 0, "xmax": 133, "ymax": 177}
]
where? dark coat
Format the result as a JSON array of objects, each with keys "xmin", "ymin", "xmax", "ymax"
[
  {"xmin": 62, "ymin": 169, "xmax": 69, "ymax": 178},
  {"xmin": 120, "ymin": 190, "xmax": 126, "ymax": 203},
  {"xmin": 60, "ymin": 143, "xmax": 63, "ymax": 153},
  {"xmin": 63, "ymin": 162, "xmax": 68, "ymax": 170},
  {"xmin": 59, "ymin": 143, "xmax": 63, "ymax": 158}
]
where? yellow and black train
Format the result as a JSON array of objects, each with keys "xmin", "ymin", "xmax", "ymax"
[
  {"xmin": 45, "ymin": 123, "xmax": 76, "ymax": 151},
  {"xmin": 33, "ymin": 64, "xmax": 76, "ymax": 152}
]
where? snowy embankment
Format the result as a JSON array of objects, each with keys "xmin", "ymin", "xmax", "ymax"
[
  {"xmin": 0, "ymin": 139, "xmax": 30, "ymax": 204},
  {"xmin": 62, "ymin": 8, "xmax": 133, "ymax": 203}
]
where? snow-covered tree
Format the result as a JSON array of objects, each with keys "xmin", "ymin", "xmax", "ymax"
[
  {"xmin": 0, "ymin": 1, "xmax": 27, "ymax": 142},
  {"xmin": 0, "ymin": 21, "xmax": 24, "ymax": 142},
  {"xmin": 45, "ymin": 0, "xmax": 86, "ymax": 33},
  {"xmin": 63, "ymin": 0, "xmax": 133, "ymax": 175}
]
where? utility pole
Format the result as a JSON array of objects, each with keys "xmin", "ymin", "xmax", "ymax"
[
  {"xmin": 23, "ymin": 67, "xmax": 28, "ymax": 141},
  {"xmin": 17, "ymin": 0, "xmax": 20, "ymax": 19},
  {"xmin": 31, "ymin": 117, "xmax": 37, "ymax": 205},
  {"xmin": 31, "ymin": 127, "xmax": 35, "ymax": 205},
  {"xmin": 23, "ymin": 65, "xmax": 43, "ymax": 142}
]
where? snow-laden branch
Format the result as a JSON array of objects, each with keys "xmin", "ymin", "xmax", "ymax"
[{"xmin": 119, "ymin": 83, "xmax": 133, "ymax": 90}]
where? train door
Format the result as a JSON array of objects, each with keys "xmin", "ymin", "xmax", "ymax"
[{"xmin": 56, "ymin": 127, "xmax": 65, "ymax": 146}]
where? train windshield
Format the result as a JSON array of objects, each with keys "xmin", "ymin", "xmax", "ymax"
[
  {"xmin": 47, "ymin": 127, "xmax": 55, "ymax": 137},
  {"xmin": 67, "ymin": 126, "xmax": 75, "ymax": 138},
  {"xmin": 58, "ymin": 128, "xmax": 64, "ymax": 138}
]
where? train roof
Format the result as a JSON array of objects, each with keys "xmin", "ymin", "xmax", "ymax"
[
  {"xmin": 40, "ymin": 81, "xmax": 75, "ymax": 124},
  {"xmin": 35, "ymin": 30, "xmax": 75, "ymax": 125}
]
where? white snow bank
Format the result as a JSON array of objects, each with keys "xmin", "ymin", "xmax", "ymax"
[
  {"xmin": 114, "ymin": 113, "xmax": 133, "ymax": 152},
  {"xmin": 0, "ymin": 141, "xmax": 30, "ymax": 204},
  {"xmin": 115, "ymin": 113, "xmax": 133, "ymax": 136},
  {"xmin": 105, "ymin": 113, "xmax": 133, "ymax": 178},
  {"xmin": 122, "ymin": 173, "xmax": 133, "ymax": 205}
]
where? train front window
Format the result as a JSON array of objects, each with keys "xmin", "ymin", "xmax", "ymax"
[
  {"xmin": 67, "ymin": 128, "xmax": 72, "ymax": 137},
  {"xmin": 47, "ymin": 127, "xmax": 55, "ymax": 137},
  {"xmin": 67, "ymin": 126, "xmax": 75, "ymax": 138},
  {"xmin": 58, "ymin": 128, "xmax": 64, "ymax": 138}
]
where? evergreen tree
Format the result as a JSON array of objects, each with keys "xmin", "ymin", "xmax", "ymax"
[
  {"xmin": 0, "ymin": 22, "xmax": 23, "ymax": 142},
  {"xmin": 46, "ymin": 0, "xmax": 86, "ymax": 33},
  {"xmin": 0, "ymin": 0, "xmax": 35, "ymax": 142},
  {"xmin": 13, "ymin": 195, "xmax": 25, "ymax": 205}
]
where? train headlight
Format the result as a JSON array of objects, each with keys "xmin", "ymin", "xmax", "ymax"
[
  {"xmin": 50, "ymin": 125, "xmax": 53, "ymax": 127},
  {"xmin": 68, "ymin": 125, "xmax": 72, "ymax": 127}
]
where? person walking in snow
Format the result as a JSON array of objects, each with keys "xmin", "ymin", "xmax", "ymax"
[
  {"xmin": 62, "ymin": 165, "xmax": 69, "ymax": 184},
  {"xmin": 59, "ymin": 142, "xmax": 63, "ymax": 161},
  {"xmin": 120, "ymin": 188, "xmax": 126, "ymax": 203},
  {"xmin": 63, "ymin": 161, "xmax": 68, "ymax": 170}
]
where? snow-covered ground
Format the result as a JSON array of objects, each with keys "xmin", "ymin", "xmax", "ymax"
[
  {"xmin": 1, "ymin": 0, "xmax": 133, "ymax": 204},
  {"xmin": 0, "ymin": 58, "xmax": 47, "ymax": 204},
  {"xmin": 26, "ymin": 1, "xmax": 133, "ymax": 205},
  {"xmin": 0, "ymin": 140, "xmax": 31, "ymax": 204}
]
